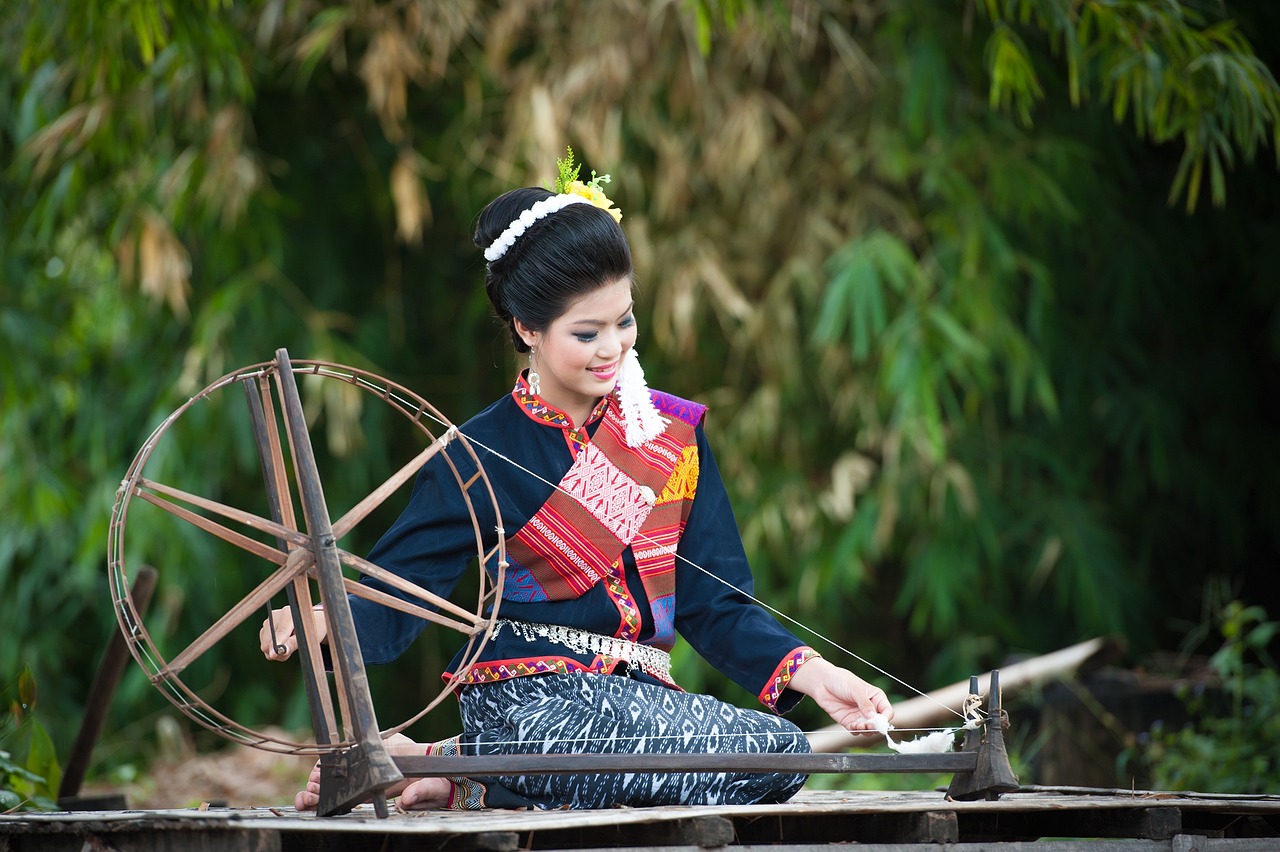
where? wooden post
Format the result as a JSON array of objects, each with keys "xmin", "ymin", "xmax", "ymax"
[
  {"xmin": 58, "ymin": 565, "xmax": 158, "ymax": 807},
  {"xmin": 273, "ymin": 349, "xmax": 401, "ymax": 818},
  {"xmin": 243, "ymin": 379, "xmax": 338, "ymax": 747},
  {"xmin": 946, "ymin": 670, "xmax": 1020, "ymax": 800}
]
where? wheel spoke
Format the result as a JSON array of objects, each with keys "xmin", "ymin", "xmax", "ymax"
[
  {"xmin": 133, "ymin": 490, "xmax": 285, "ymax": 566},
  {"xmin": 338, "ymin": 549, "xmax": 483, "ymax": 627},
  {"xmin": 331, "ymin": 433, "xmax": 453, "ymax": 540},
  {"xmin": 135, "ymin": 478, "xmax": 308, "ymax": 555},
  {"xmin": 160, "ymin": 547, "xmax": 315, "ymax": 677},
  {"xmin": 342, "ymin": 577, "xmax": 482, "ymax": 635}
]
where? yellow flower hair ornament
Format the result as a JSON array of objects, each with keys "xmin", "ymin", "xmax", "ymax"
[
  {"xmin": 555, "ymin": 146, "xmax": 623, "ymax": 223},
  {"xmin": 484, "ymin": 148, "xmax": 623, "ymax": 263}
]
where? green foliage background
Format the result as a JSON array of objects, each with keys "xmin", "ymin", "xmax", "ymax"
[{"xmin": 2, "ymin": 0, "xmax": 1278, "ymax": 790}]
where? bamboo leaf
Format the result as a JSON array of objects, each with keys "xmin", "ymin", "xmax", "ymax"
[{"xmin": 23, "ymin": 718, "xmax": 60, "ymax": 803}]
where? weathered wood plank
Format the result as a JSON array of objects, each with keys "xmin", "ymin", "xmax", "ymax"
[
  {"xmin": 522, "ymin": 816, "xmax": 736, "ymax": 851},
  {"xmin": 5, "ymin": 790, "xmax": 1280, "ymax": 851},
  {"xmin": 959, "ymin": 805, "xmax": 1181, "ymax": 841},
  {"xmin": 552, "ymin": 845, "xmax": 1168, "ymax": 852},
  {"xmin": 51, "ymin": 829, "xmax": 281, "ymax": 852},
  {"xmin": 1171, "ymin": 839, "xmax": 1280, "ymax": 852},
  {"xmin": 433, "ymin": 830, "xmax": 522, "ymax": 851}
]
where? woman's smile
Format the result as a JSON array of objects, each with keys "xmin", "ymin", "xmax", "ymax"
[{"xmin": 588, "ymin": 361, "xmax": 619, "ymax": 381}]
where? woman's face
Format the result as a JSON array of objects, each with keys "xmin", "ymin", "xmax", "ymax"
[{"xmin": 516, "ymin": 277, "xmax": 637, "ymax": 425}]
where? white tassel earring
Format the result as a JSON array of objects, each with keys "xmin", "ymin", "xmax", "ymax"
[
  {"xmin": 617, "ymin": 348, "xmax": 667, "ymax": 447},
  {"xmin": 528, "ymin": 347, "xmax": 541, "ymax": 396}
]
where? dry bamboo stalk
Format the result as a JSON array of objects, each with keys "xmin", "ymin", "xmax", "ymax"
[{"xmin": 808, "ymin": 637, "xmax": 1110, "ymax": 752}]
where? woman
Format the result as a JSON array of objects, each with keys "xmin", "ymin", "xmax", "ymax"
[{"xmin": 261, "ymin": 155, "xmax": 893, "ymax": 811}]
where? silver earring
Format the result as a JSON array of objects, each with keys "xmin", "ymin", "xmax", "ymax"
[{"xmin": 528, "ymin": 347, "xmax": 541, "ymax": 395}]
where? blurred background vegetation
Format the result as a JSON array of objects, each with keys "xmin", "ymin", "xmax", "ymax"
[{"xmin": 2, "ymin": 0, "xmax": 1279, "ymax": 802}]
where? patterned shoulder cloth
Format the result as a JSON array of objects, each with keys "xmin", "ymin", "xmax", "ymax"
[{"xmin": 503, "ymin": 389, "xmax": 705, "ymax": 645}]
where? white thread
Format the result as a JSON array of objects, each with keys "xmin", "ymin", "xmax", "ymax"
[
  {"xmin": 963, "ymin": 693, "xmax": 987, "ymax": 729},
  {"xmin": 317, "ymin": 366, "xmax": 968, "ymax": 721},
  {"xmin": 475, "ymin": 436, "xmax": 965, "ymax": 719},
  {"xmin": 484, "ymin": 195, "xmax": 591, "ymax": 262}
]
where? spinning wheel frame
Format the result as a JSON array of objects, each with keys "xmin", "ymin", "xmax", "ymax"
[
  {"xmin": 107, "ymin": 351, "xmax": 507, "ymax": 758},
  {"xmin": 108, "ymin": 349, "xmax": 1021, "ymax": 815}
]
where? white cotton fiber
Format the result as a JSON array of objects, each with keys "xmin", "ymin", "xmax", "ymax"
[{"xmin": 867, "ymin": 713, "xmax": 956, "ymax": 754}]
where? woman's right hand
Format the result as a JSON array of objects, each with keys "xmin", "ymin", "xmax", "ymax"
[{"xmin": 259, "ymin": 604, "xmax": 328, "ymax": 661}]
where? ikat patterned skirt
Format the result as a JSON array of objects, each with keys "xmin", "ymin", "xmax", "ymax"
[{"xmin": 435, "ymin": 671, "xmax": 811, "ymax": 809}]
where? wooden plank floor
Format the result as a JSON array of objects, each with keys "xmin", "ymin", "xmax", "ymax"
[{"xmin": 3, "ymin": 788, "xmax": 1279, "ymax": 851}]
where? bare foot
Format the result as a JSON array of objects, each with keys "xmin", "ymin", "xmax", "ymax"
[
  {"xmin": 395, "ymin": 777, "xmax": 452, "ymax": 811},
  {"xmin": 292, "ymin": 771, "xmax": 447, "ymax": 813},
  {"xmin": 294, "ymin": 761, "xmax": 323, "ymax": 811},
  {"xmin": 293, "ymin": 734, "xmax": 428, "ymax": 812}
]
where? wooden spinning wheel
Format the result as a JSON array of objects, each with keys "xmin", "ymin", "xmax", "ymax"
[
  {"xmin": 110, "ymin": 349, "xmax": 1020, "ymax": 818},
  {"xmin": 108, "ymin": 349, "xmax": 507, "ymax": 815}
]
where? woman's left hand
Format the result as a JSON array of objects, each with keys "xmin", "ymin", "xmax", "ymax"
[{"xmin": 787, "ymin": 657, "xmax": 894, "ymax": 732}]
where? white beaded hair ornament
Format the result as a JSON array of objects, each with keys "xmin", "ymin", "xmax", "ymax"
[{"xmin": 484, "ymin": 147, "xmax": 623, "ymax": 263}]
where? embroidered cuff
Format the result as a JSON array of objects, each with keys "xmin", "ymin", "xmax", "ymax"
[
  {"xmin": 425, "ymin": 736, "xmax": 488, "ymax": 810},
  {"xmin": 759, "ymin": 646, "xmax": 820, "ymax": 713}
]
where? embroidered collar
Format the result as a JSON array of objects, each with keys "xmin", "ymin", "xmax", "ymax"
[{"xmin": 512, "ymin": 371, "xmax": 612, "ymax": 454}]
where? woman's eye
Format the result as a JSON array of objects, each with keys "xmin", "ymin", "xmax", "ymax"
[
  {"xmin": 619, "ymin": 316, "xmax": 635, "ymax": 329},
  {"xmin": 574, "ymin": 332, "xmax": 598, "ymax": 342}
]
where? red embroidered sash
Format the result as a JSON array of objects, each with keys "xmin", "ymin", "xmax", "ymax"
[{"xmin": 505, "ymin": 394, "xmax": 702, "ymax": 648}]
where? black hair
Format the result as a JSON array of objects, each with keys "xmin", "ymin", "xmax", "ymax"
[{"xmin": 474, "ymin": 186, "xmax": 633, "ymax": 353}]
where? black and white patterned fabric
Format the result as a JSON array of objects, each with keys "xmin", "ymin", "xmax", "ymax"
[{"xmin": 442, "ymin": 670, "xmax": 810, "ymax": 809}]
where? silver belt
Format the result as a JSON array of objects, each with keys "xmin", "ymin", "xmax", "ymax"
[{"xmin": 494, "ymin": 619, "xmax": 673, "ymax": 681}]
